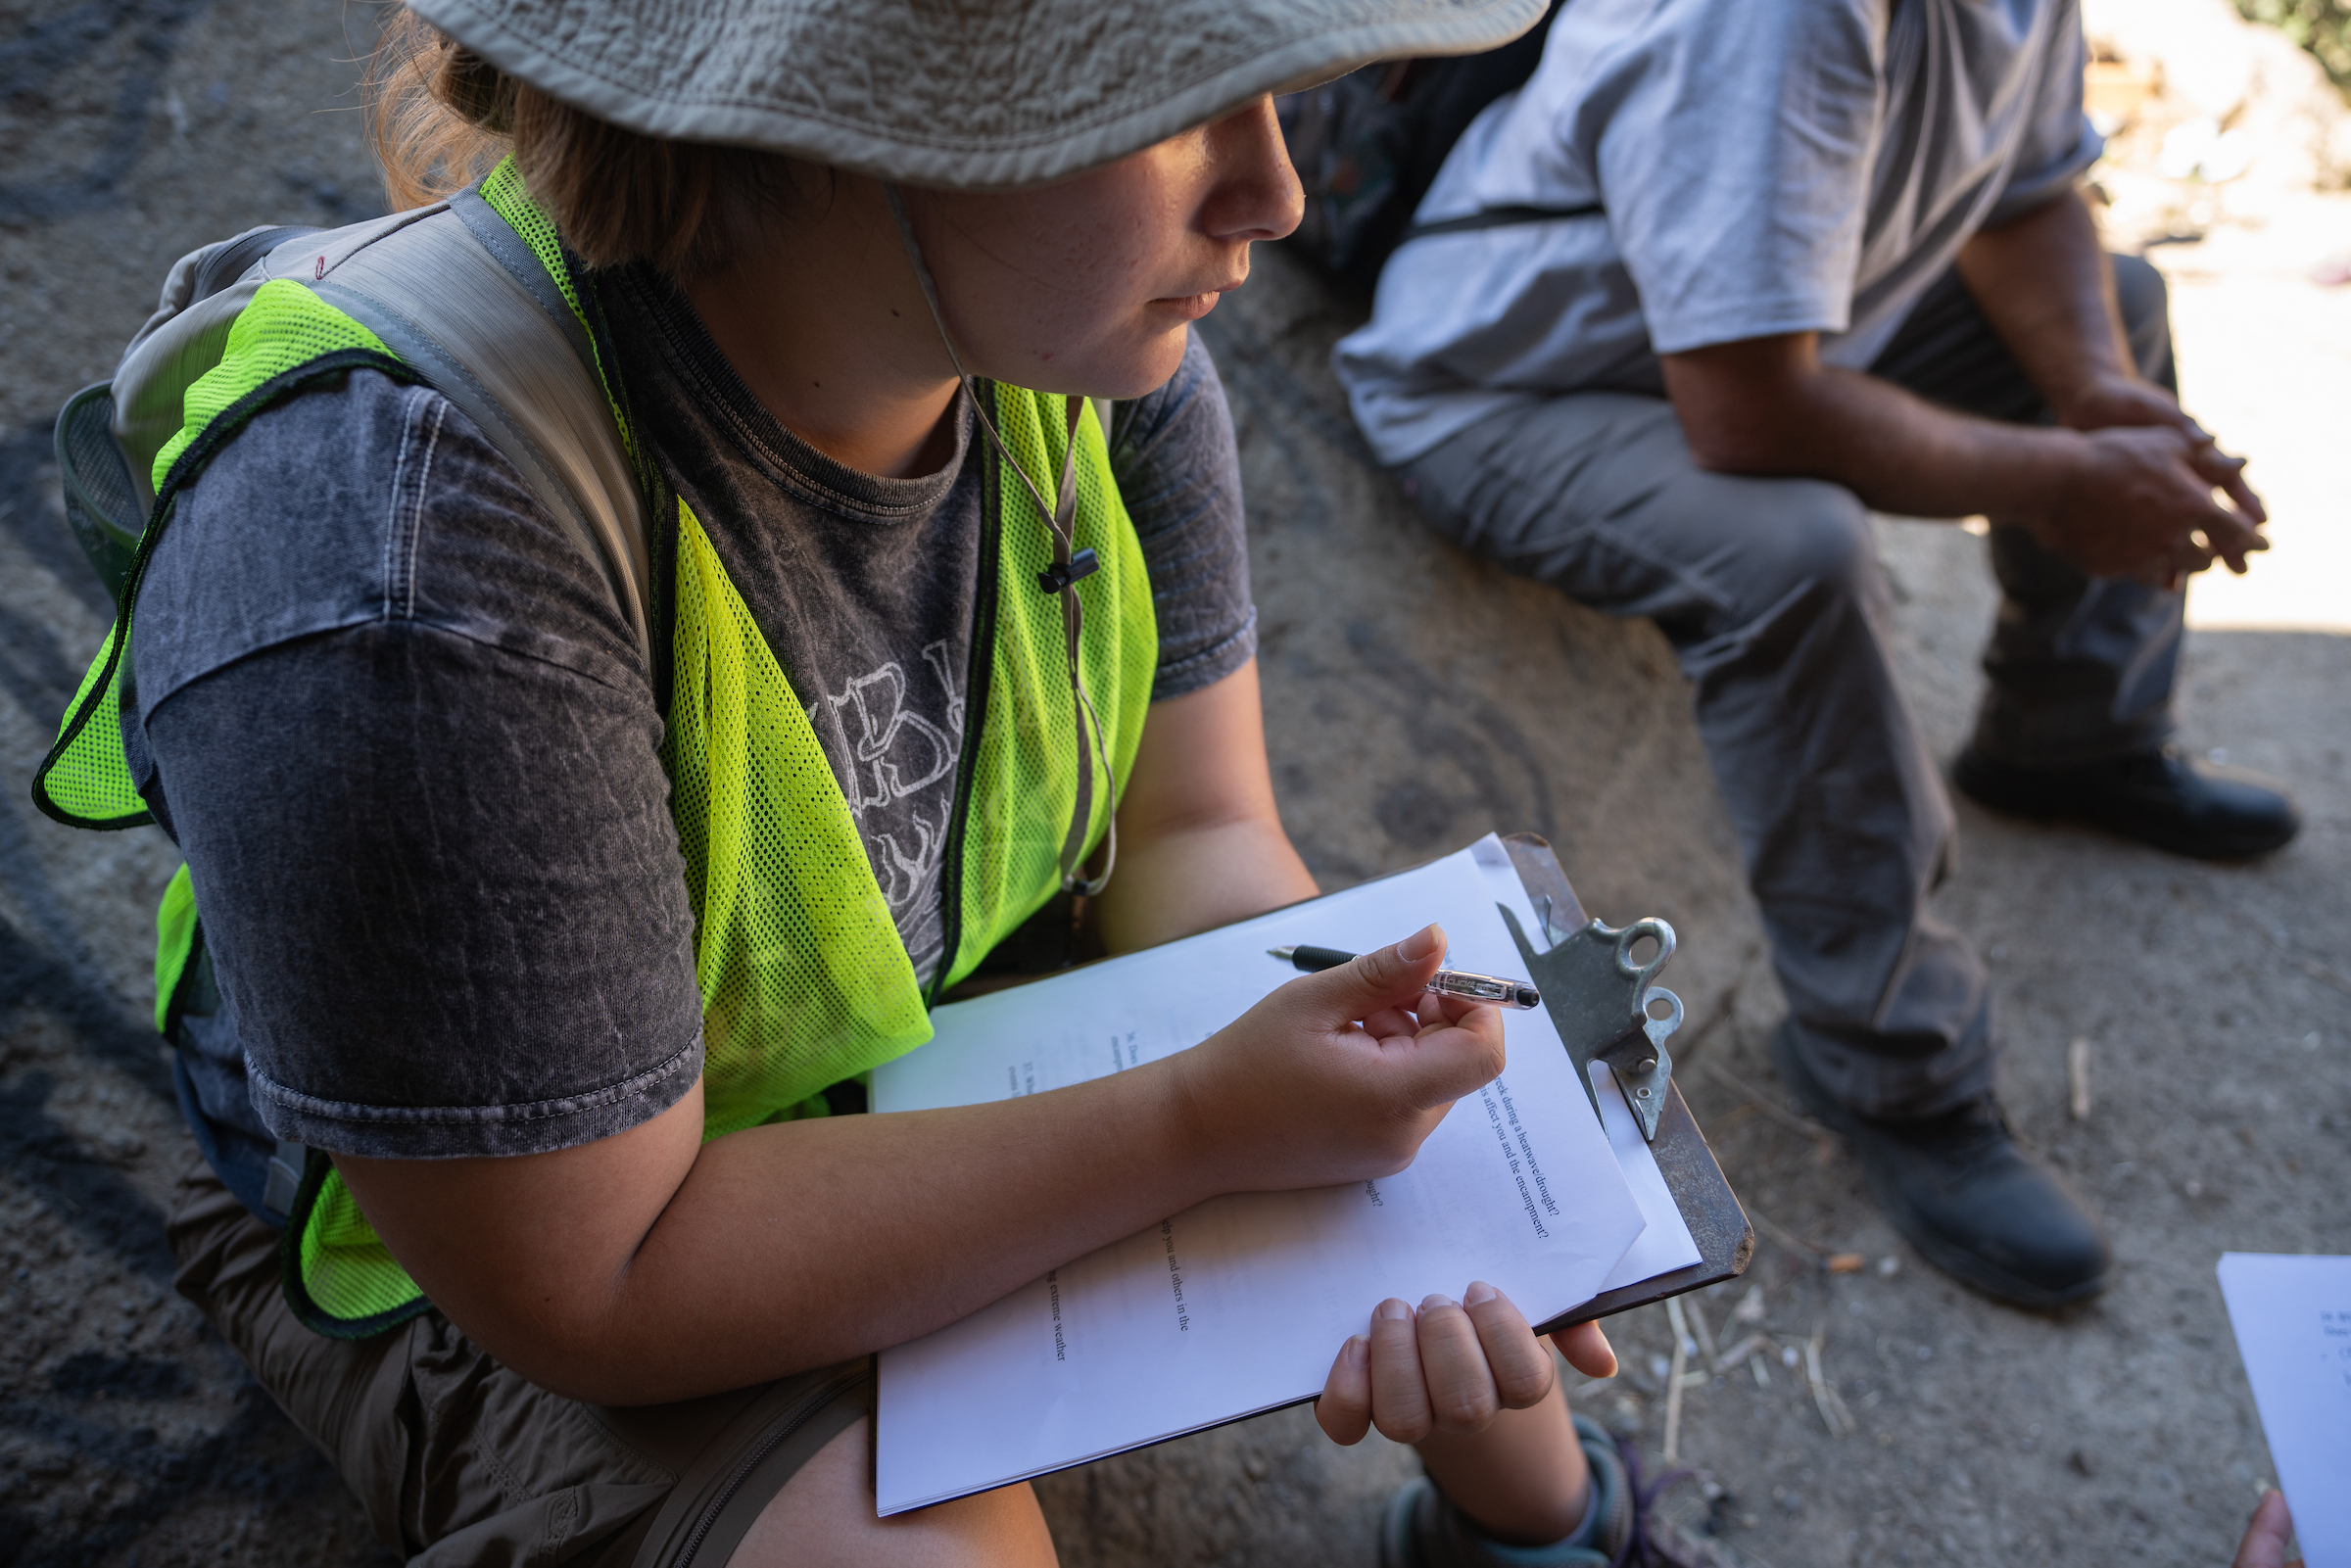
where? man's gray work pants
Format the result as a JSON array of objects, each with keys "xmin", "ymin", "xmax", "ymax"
[{"xmin": 1399, "ymin": 255, "xmax": 2183, "ymax": 1117}]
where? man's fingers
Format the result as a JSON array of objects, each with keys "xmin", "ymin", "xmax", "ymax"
[
  {"xmin": 1414, "ymin": 1294, "xmax": 1501, "ymax": 1435},
  {"xmin": 2192, "ymin": 444, "xmax": 2269, "ymax": 524},
  {"xmin": 2201, "ymin": 508, "xmax": 2269, "ymax": 576},
  {"xmin": 1463, "ymin": 1281, "xmax": 1555, "ymax": 1408},
  {"xmin": 1368, "ymin": 1298, "xmax": 1434, "ymax": 1443},
  {"xmin": 1552, "ymin": 1319, "xmax": 1619, "ymax": 1379},
  {"xmin": 1315, "ymin": 1335, "xmax": 1372, "ymax": 1446}
]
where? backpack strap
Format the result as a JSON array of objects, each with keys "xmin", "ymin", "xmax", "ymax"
[
  {"xmin": 290, "ymin": 205, "xmax": 654, "ymax": 662},
  {"xmin": 96, "ymin": 197, "xmax": 653, "ymax": 668}
]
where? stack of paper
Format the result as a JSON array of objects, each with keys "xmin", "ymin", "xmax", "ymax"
[
  {"xmin": 2218, "ymin": 1253, "xmax": 2351, "ymax": 1568},
  {"xmin": 871, "ymin": 836, "xmax": 1701, "ymax": 1514}
]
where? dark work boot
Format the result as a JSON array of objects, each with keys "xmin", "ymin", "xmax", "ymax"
[
  {"xmin": 1952, "ymin": 743, "xmax": 2300, "ymax": 860},
  {"xmin": 1771, "ymin": 1024, "xmax": 2110, "ymax": 1309}
]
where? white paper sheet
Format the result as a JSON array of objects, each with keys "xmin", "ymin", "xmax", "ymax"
[
  {"xmin": 2218, "ymin": 1253, "xmax": 2351, "ymax": 1568},
  {"xmin": 871, "ymin": 840, "xmax": 1652, "ymax": 1514},
  {"xmin": 1590, "ymin": 1062, "xmax": 1703, "ymax": 1291}
]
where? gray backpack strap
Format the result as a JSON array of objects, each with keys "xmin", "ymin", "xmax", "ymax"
[
  {"xmin": 288, "ymin": 210, "xmax": 654, "ymax": 662},
  {"xmin": 88, "ymin": 202, "xmax": 652, "ymax": 664}
]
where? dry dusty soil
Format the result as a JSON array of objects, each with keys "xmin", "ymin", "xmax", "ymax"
[{"xmin": 2, "ymin": 3, "xmax": 2344, "ymax": 1565}]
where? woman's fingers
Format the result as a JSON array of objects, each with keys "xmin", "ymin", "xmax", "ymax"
[
  {"xmin": 1413, "ymin": 1294, "xmax": 1502, "ymax": 1434},
  {"xmin": 1551, "ymin": 1319, "xmax": 1618, "ymax": 1379},
  {"xmin": 1367, "ymin": 1298, "xmax": 1434, "ymax": 1443},
  {"xmin": 2232, "ymin": 1488, "xmax": 2295, "ymax": 1568},
  {"xmin": 1462, "ymin": 1281, "xmax": 1555, "ymax": 1409},
  {"xmin": 1315, "ymin": 1334, "xmax": 1372, "ymax": 1446},
  {"xmin": 1350, "ymin": 1287, "xmax": 1599, "ymax": 1449}
]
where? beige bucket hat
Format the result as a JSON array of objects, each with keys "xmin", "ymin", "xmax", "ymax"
[{"xmin": 408, "ymin": 0, "xmax": 1545, "ymax": 189}]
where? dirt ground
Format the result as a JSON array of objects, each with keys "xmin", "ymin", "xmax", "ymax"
[{"xmin": 1, "ymin": 3, "xmax": 2343, "ymax": 1565}]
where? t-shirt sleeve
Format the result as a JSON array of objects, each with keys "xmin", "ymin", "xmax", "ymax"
[
  {"xmin": 130, "ymin": 370, "xmax": 704, "ymax": 1161},
  {"xmin": 1989, "ymin": 0, "xmax": 2103, "ymax": 225},
  {"xmin": 1589, "ymin": 0, "xmax": 1885, "ymax": 356},
  {"xmin": 1109, "ymin": 328, "xmax": 1259, "ymax": 700}
]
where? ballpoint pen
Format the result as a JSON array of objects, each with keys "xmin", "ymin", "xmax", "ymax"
[{"xmin": 1266, "ymin": 945, "xmax": 1541, "ymax": 1009}]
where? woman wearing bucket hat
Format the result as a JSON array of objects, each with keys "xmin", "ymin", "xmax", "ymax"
[{"xmin": 36, "ymin": 0, "xmax": 1645, "ymax": 1560}]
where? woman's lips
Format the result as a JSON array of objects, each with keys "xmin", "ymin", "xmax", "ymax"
[
  {"xmin": 1152, "ymin": 291, "xmax": 1223, "ymax": 321},
  {"xmin": 1152, "ymin": 276, "xmax": 1247, "ymax": 321}
]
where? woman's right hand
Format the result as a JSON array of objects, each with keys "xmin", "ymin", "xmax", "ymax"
[{"xmin": 1167, "ymin": 924, "xmax": 1508, "ymax": 1194}]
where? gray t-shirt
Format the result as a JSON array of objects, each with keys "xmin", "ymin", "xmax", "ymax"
[
  {"xmin": 125, "ymin": 280, "xmax": 1257, "ymax": 1215},
  {"xmin": 1332, "ymin": 0, "xmax": 2103, "ymax": 465}
]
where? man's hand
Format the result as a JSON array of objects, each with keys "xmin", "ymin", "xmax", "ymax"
[
  {"xmin": 2055, "ymin": 366, "xmax": 2267, "ymax": 531},
  {"xmin": 2042, "ymin": 424, "xmax": 2268, "ymax": 587},
  {"xmin": 1173, "ymin": 926, "xmax": 1509, "ymax": 1194},
  {"xmin": 1314, "ymin": 1283, "xmax": 1617, "ymax": 1445}
]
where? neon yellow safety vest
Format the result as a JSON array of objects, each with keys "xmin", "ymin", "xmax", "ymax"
[{"xmin": 33, "ymin": 163, "xmax": 1158, "ymax": 1337}]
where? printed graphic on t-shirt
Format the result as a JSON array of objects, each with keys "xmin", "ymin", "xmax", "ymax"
[{"xmin": 812, "ymin": 639, "xmax": 966, "ymax": 982}]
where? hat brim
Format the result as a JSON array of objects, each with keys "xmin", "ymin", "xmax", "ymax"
[{"xmin": 412, "ymin": 0, "xmax": 1550, "ymax": 189}]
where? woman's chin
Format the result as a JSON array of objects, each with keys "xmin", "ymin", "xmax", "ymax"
[{"xmin": 1019, "ymin": 330, "xmax": 1191, "ymax": 403}]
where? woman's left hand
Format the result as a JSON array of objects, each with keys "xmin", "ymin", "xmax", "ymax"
[{"xmin": 1314, "ymin": 1281, "xmax": 1617, "ymax": 1446}]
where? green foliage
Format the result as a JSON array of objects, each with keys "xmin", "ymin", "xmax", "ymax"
[{"xmin": 2237, "ymin": 0, "xmax": 2351, "ymax": 96}]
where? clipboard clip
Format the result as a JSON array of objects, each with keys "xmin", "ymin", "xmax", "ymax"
[{"xmin": 1499, "ymin": 901, "xmax": 1682, "ymax": 1143}]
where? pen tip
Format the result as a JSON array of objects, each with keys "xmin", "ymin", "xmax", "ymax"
[{"xmin": 1267, "ymin": 946, "xmax": 1294, "ymax": 960}]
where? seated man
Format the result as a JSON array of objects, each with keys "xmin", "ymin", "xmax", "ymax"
[{"xmin": 1334, "ymin": 0, "xmax": 2298, "ymax": 1308}]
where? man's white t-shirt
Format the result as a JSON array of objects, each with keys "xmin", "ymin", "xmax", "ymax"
[{"xmin": 1332, "ymin": 0, "xmax": 2103, "ymax": 466}]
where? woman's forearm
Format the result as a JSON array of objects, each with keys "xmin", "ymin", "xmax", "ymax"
[
  {"xmin": 1095, "ymin": 660, "xmax": 1319, "ymax": 953},
  {"xmin": 339, "ymin": 920, "xmax": 1498, "ymax": 1406},
  {"xmin": 340, "ymin": 1066, "xmax": 1218, "ymax": 1404},
  {"xmin": 1099, "ymin": 815, "xmax": 1317, "ymax": 951}
]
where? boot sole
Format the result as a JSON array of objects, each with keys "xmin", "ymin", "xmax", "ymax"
[
  {"xmin": 1768, "ymin": 1027, "xmax": 2109, "ymax": 1310},
  {"xmin": 1952, "ymin": 758, "xmax": 2298, "ymax": 861}
]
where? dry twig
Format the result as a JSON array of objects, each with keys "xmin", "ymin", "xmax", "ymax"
[
  {"xmin": 1698, "ymin": 1057, "xmax": 1835, "ymax": 1143},
  {"xmin": 1711, "ymin": 1331, "xmax": 1772, "ymax": 1374},
  {"xmin": 2303, "ymin": 959, "xmax": 2351, "ymax": 999},
  {"xmin": 1803, "ymin": 1325, "xmax": 1856, "ymax": 1438},
  {"xmin": 1683, "ymin": 1292, "xmax": 1718, "ymax": 1362},
  {"xmin": 1664, "ymin": 1296, "xmax": 1693, "ymax": 1461},
  {"xmin": 1744, "ymin": 1202, "xmax": 1830, "ymax": 1258}
]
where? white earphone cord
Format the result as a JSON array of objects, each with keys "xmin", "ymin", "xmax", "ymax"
[{"xmin": 882, "ymin": 184, "xmax": 1119, "ymax": 897}]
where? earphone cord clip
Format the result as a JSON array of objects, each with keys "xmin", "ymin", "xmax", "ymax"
[{"xmin": 883, "ymin": 184, "xmax": 1118, "ymax": 897}]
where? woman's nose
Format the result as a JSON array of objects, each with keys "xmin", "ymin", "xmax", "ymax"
[{"xmin": 1201, "ymin": 96, "xmax": 1305, "ymax": 244}]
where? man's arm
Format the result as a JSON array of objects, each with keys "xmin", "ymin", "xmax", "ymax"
[
  {"xmin": 1095, "ymin": 658, "xmax": 1319, "ymax": 953},
  {"xmin": 1658, "ymin": 190, "xmax": 2263, "ymax": 584}
]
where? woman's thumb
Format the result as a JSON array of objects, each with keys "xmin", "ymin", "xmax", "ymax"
[{"xmin": 1296, "ymin": 926, "xmax": 1446, "ymax": 1021}]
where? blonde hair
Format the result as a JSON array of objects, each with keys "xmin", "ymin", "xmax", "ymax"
[{"xmin": 369, "ymin": 9, "xmax": 793, "ymax": 278}]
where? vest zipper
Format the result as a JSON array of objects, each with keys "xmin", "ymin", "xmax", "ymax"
[{"xmin": 928, "ymin": 401, "xmax": 1003, "ymax": 1007}]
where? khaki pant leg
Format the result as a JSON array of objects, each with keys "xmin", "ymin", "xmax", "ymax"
[
  {"xmin": 167, "ymin": 1155, "xmax": 873, "ymax": 1565},
  {"xmin": 167, "ymin": 1157, "xmax": 672, "ymax": 1562}
]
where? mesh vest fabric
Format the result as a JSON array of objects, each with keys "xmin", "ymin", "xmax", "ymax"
[
  {"xmin": 288, "ymin": 387, "xmax": 1158, "ymax": 1331},
  {"xmin": 31, "ymin": 281, "xmax": 394, "ymax": 831},
  {"xmin": 950, "ymin": 387, "xmax": 1158, "ymax": 973},
  {"xmin": 36, "ymin": 178, "xmax": 1160, "ymax": 1335}
]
